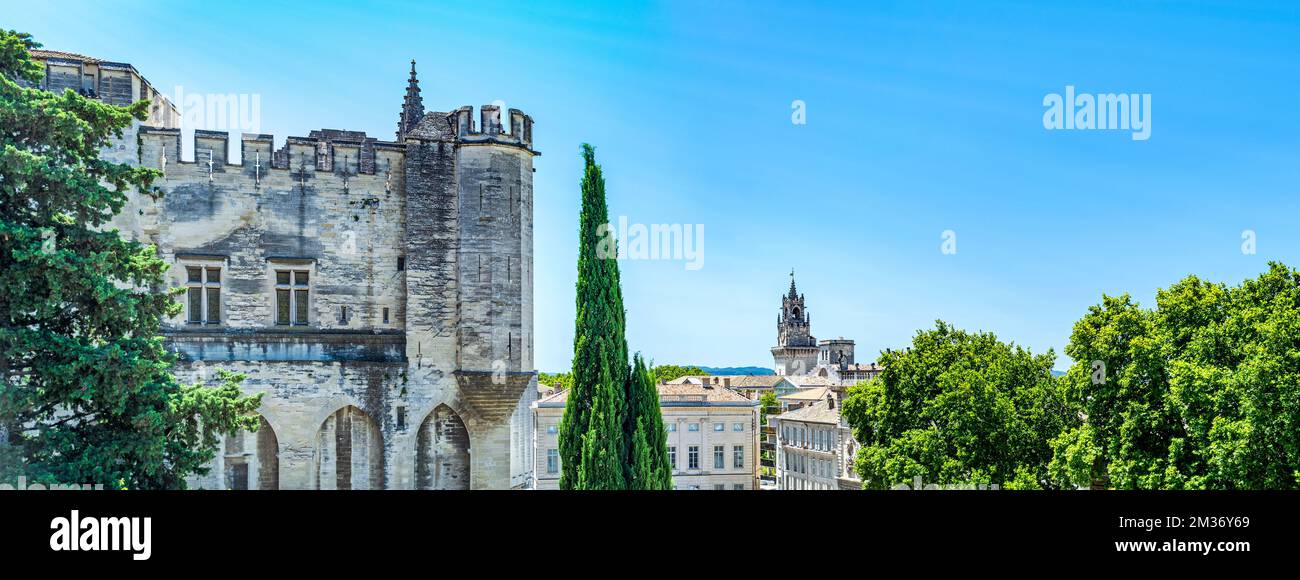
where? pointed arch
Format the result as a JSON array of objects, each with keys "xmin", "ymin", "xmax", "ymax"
[
  {"xmin": 315, "ymin": 405, "xmax": 384, "ymax": 490},
  {"xmin": 221, "ymin": 415, "xmax": 279, "ymax": 490},
  {"xmin": 416, "ymin": 404, "xmax": 470, "ymax": 490}
]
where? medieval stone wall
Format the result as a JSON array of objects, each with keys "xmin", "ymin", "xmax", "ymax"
[{"xmin": 105, "ymin": 99, "xmax": 538, "ymax": 490}]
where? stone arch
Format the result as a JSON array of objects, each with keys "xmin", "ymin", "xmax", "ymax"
[
  {"xmin": 415, "ymin": 404, "xmax": 470, "ymax": 490},
  {"xmin": 315, "ymin": 405, "xmax": 384, "ymax": 490},
  {"xmin": 222, "ymin": 415, "xmax": 279, "ymax": 490}
]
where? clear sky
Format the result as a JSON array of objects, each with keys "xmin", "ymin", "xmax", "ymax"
[{"xmin": 9, "ymin": 1, "xmax": 1299, "ymax": 372}]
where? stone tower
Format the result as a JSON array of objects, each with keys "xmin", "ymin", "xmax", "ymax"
[
  {"xmin": 398, "ymin": 64, "xmax": 537, "ymax": 489},
  {"xmin": 771, "ymin": 272, "xmax": 819, "ymax": 375},
  {"xmin": 98, "ymin": 57, "xmax": 537, "ymax": 490}
]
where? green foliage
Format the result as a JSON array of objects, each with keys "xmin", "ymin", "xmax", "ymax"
[
  {"xmin": 1058, "ymin": 263, "xmax": 1300, "ymax": 489},
  {"xmin": 841, "ymin": 321, "xmax": 1074, "ymax": 490},
  {"xmin": 0, "ymin": 31, "xmax": 261, "ymax": 488},
  {"xmin": 538, "ymin": 371, "xmax": 572, "ymax": 392},
  {"xmin": 559, "ymin": 143, "xmax": 629, "ymax": 489},
  {"xmin": 576, "ymin": 350, "xmax": 625, "ymax": 490},
  {"xmin": 628, "ymin": 354, "xmax": 672, "ymax": 489},
  {"xmin": 652, "ymin": 364, "xmax": 708, "ymax": 384},
  {"xmin": 759, "ymin": 390, "xmax": 778, "ymax": 427}
]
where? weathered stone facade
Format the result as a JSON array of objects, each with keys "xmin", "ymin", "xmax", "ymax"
[{"xmin": 98, "ymin": 60, "xmax": 539, "ymax": 489}]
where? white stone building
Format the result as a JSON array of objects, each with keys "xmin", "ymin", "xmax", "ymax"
[
  {"xmin": 771, "ymin": 394, "xmax": 861, "ymax": 490},
  {"xmin": 533, "ymin": 381, "xmax": 760, "ymax": 490}
]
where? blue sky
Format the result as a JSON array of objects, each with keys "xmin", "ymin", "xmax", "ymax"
[{"xmin": 10, "ymin": 1, "xmax": 1299, "ymax": 372}]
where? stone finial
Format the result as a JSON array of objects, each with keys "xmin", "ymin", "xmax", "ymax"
[{"xmin": 396, "ymin": 59, "xmax": 425, "ymax": 141}]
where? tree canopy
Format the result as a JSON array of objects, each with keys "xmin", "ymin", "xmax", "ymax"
[
  {"xmin": 1052, "ymin": 262, "xmax": 1300, "ymax": 489},
  {"xmin": 842, "ymin": 321, "xmax": 1074, "ymax": 489},
  {"xmin": 0, "ymin": 30, "xmax": 261, "ymax": 488}
]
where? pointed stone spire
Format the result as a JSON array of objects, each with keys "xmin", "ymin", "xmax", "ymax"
[
  {"xmin": 788, "ymin": 268, "xmax": 798, "ymax": 300},
  {"xmin": 396, "ymin": 59, "xmax": 425, "ymax": 140}
]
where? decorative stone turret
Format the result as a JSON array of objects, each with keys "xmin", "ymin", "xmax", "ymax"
[{"xmin": 396, "ymin": 59, "xmax": 425, "ymax": 141}]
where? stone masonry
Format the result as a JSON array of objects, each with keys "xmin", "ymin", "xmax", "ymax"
[{"xmin": 98, "ymin": 59, "xmax": 539, "ymax": 489}]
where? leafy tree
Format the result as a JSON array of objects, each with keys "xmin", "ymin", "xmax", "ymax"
[
  {"xmin": 759, "ymin": 390, "xmax": 778, "ymax": 427},
  {"xmin": 558, "ymin": 144, "xmax": 629, "ymax": 489},
  {"xmin": 538, "ymin": 371, "xmax": 572, "ymax": 392},
  {"xmin": 1053, "ymin": 263, "xmax": 1300, "ymax": 489},
  {"xmin": 0, "ymin": 31, "xmax": 261, "ymax": 488},
  {"xmin": 758, "ymin": 390, "xmax": 779, "ymax": 479},
  {"xmin": 627, "ymin": 354, "xmax": 672, "ymax": 489},
  {"xmin": 652, "ymin": 364, "xmax": 708, "ymax": 384},
  {"xmin": 842, "ymin": 321, "xmax": 1074, "ymax": 489}
]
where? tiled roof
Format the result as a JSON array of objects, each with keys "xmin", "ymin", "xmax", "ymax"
[
  {"xmin": 779, "ymin": 386, "xmax": 831, "ymax": 401},
  {"xmin": 789, "ymin": 375, "xmax": 839, "ymax": 387},
  {"xmin": 536, "ymin": 382, "xmax": 756, "ymax": 407},
  {"xmin": 658, "ymin": 382, "xmax": 753, "ymax": 403},
  {"xmin": 29, "ymin": 49, "xmax": 102, "ymax": 63},
  {"xmin": 777, "ymin": 399, "xmax": 841, "ymax": 424},
  {"xmin": 537, "ymin": 389, "xmax": 568, "ymax": 405},
  {"xmin": 672, "ymin": 375, "xmax": 786, "ymax": 388}
]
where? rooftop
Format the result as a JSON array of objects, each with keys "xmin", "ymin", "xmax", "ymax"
[
  {"xmin": 777, "ymin": 398, "xmax": 841, "ymax": 425},
  {"xmin": 779, "ymin": 386, "xmax": 832, "ymax": 401},
  {"xmin": 537, "ymin": 381, "xmax": 757, "ymax": 408},
  {"xmin": 669, "ymin": 375, "xmax": 788, "ymax": 388}
]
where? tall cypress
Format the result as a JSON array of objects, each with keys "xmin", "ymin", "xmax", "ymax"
[
  {"xmin": 558, "ymin": 144, "xmax": 629, "ymax": 489},
  {"xmin": 627, "ymin": 354, "xmax": 673, "ymax": 489},
  {"xmin": 577, "ymin": 348, "xmax": 626, "ymax": 490}
]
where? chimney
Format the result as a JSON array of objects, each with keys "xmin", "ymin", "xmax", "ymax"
[
  {"xmin": 826, "ymin": 393, "xmax": 835, "ymax": 409},
  {"xmin": 723, "ymin": 377, "xmax": 731, "ymax": 389}
]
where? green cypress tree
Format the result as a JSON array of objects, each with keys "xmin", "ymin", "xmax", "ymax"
[
  {"xmin": 0, "ymin": 31, "xmax": 262, "ymax": 488},
  {"xmin": 558, "ymin": 143, "xmax": 629, "ymax": 489},
  {"xmin": 577, "ymin": 350, "xmax": 626, "ymax": 490},
  {"xmin": 627, "ymin": 354, "xmax": 672, "ymax": 489}
]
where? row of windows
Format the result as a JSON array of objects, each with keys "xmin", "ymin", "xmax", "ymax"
[
  {"xmin": 781, "ymin": 451, "xmax": 840, "ymax": 478},
  {"xmin": 780, "ymin": 423, "xmax": 836, "ymax": 451},
  {"xmin": 182, "ymin": 265, "xmax": 392, "ymax": 327},
  {"xmin": 544, "ymin": 445, "xmax": 750, "ymax": 476},
  {"xmin": 666, "ymin": 422, "xmax": 746, "ymax": 433},
  {"xmin": 783, "ymin": 476, "xmax": 834, "ymax": 490},
  {"xmin": 678, "ymin": 484, "xmax": 747, "ymax": 490},
  {"xmin": 546, "ymin": 422, "xmax": 747, "ymax": 437},
  {"xmin": 666, "ymin": 445, "xmax": 745, "ymax": 471}
]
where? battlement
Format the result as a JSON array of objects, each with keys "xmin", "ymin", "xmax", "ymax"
[
  {"xmin": 137, "ymin": 126, "xmax": 407, "ymax": 177},
  {"xmin": 450, "ymin": 105, "xmax": 536, "ymax": 153}
]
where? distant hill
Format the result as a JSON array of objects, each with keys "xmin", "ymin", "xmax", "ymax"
[{"xmin": 698, "ymin": 366, "xmax": 775, "ymax": 376}]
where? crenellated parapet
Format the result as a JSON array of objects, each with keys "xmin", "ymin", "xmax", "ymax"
[
  {"xmin": 449, "ymin": 105, "xmax": 537, "ymax": 154},
  {"xmin": 135, "ymin": 126, "xmax": 408, "ymax": 189}
]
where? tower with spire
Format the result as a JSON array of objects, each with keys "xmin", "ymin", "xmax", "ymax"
[
  {"xmin": 396, "ymin": 59, "xmax": 425, "ymax": 140},
  {"xmin": 771, "ymin": 270, "xmax": 820, "ymax": 375}
]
